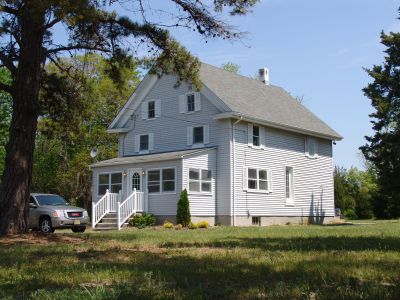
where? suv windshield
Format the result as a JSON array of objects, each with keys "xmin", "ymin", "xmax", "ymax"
[{"xmin": 35, "ymin": 195, "xmax": 68, "ymax": 206}]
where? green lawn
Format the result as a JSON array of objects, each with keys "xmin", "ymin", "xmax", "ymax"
[{"xmin": 1, "ymin": 222, "xmax": 400, "ymax": 299}]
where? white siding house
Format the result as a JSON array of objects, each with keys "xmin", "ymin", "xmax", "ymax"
[{"xmin": 90, "ymin": 63, "xmax": 342, "ymax": 228}]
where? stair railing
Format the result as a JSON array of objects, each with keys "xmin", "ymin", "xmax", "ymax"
[
  {"xmin": 117, "ymin": 189, "xmax": 146, "ymax": 230},
  {"xmin": 92, "ymin": 190, "xmax": 119, "ymax": 228}
]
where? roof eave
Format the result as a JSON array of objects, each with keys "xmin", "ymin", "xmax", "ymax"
[{"xmin": 214, "ymin": 112, "xmax": 343, "ymax": 141}]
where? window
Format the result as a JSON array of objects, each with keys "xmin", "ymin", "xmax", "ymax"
[
  {"xmin": 148, "ymin": 101, "xmax": 155, "ymax": 119},
  {"xmin": 285, "ymin": 166, "xmax": 294, "ymax": 204},
  {"xmin": 243, "ymin": 167, "xmax": 272, "ymax": 192},
  {"xmin": 305, "ymin": 136, "xmax": 319, "ymax": 158},
  {"xmin": 252, "ymin": 216, "xmax": 260, "ymax": 226},
  {"xmin": 147, "ymin": 168, "xmax": 176, "ymax": 193},
  {"xmin": 147, "ymin": 170, "xmax": 160, "ymax": 193},
  {"xmin": 132, "ymin": 172, "xmax": 141, "ymax": 191},
  {"xmin": 140, "ymin": 135, "xmax": 149, "ymax": 151},
  {"xmin": 193, "ymin": 126, "xmax": 204, "ymax": 144},
  {"xmin": 253, "ymin": 125, "xmax": 260, "ymax": 146},
  {"xmin": 162, "ymin": 168, "xmax": 175, "ymax": 192},
  {"xmin": 189, "ymin": 168, "xmax": 212, "ymax": 193},
  {"xmin": 98, "ymin": 173, "xmax": 122, "ymax": 195},
  {"xmin": 187, "ymin": 94, "xmax": 195, "ymax": 112}
]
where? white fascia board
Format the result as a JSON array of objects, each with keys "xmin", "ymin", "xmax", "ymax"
[
  {"xmin": 106, "ymin": 128, "xmax": 130, "ymax": 134},
  {"xmin": 108, "ymin": 74, "xmax": 158, "ymax": 130},
  {"xmin": 214, "ymin": 112, "xmax": 343, "ymax": 141}
]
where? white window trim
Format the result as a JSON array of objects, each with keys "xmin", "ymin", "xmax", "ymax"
[
  {"xmin": 146, "ymin": 167, "xmax": 177, "ymax": 195},
  {"xmin": 97, "ymin": 171, "xmax": 123, "ymax": 197},
  {"xmin": 305, "ymin": 136, "xmax": 319, "ymax": 159},
  {"xmin": 285, "ymin": 166, "xmax": 295, "ymax": 206},
  {"xmin": 180, "ymin": 92, "xmax": 201, "ymax": 114},
  {"xmin": 187, "ymin": 125, "xmax": 209, "ymax": 148},
  {"xmin": 143, "ymin": 99, "xmax": 160, "ymax": 120},
  {"xmin": 248, "ymin": 123, "xmax": 265, "ymax": 150},
  {"xmin": 243, "ymin": 167, "xmax": 273, "ymax": 194},
  {"xmin": 188, "ymin": 168, "xmax": 213, "ymax": 195}
]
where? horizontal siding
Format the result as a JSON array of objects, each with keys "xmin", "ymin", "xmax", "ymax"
[
  {"xmin": 234, "ymin": 122, "xmax": 334, "ymax": 217},
  {"xmin": 121, "ymin": 75, "xmax": 223, "ymax": 156},
  {"xmin": 92, "ymin": 159, "xmax": 182, "ymax": 216},
  {"xmin": 182, "ymin": 149, "xmax": 217, "ymax": 216}
]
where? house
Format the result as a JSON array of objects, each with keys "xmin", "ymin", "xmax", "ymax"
[{"xmin": 90, "ymin": 63, "xmax": 342, "ymax": 229}]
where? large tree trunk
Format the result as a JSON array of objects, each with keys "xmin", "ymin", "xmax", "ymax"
[{"xmin": 0, "ymin": 7, "xmax": 45, "ymax": 235}]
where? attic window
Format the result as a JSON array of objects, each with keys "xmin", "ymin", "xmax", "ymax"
[
  {"xmin": 187, "ymin": 94, "xmax": 195, "ymax": 112},
  {"xmin": 148, "ymin": 101, "xmax": 155, "ymax": 119}
]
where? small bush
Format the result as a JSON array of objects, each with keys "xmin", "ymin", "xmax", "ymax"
[
  {"xmin": 188, "ymin": 222, "xmax": 198, "ymax": 229},
  {"xmin": 196, "ymin": 221, "xmax": 209, "ymax": 228},
  {"xmin": 175, "ymin": 224, "xmax": 183, "ymax": 230},
  {"xmin": 163, "ymin": 221, "xmax": 174, "ymax": 229},
  {"xmin": 344, "ymin": 209, "xmax": 358, "ymax": 220},
  {"xmin": 129, "ymin": 213, "xmax": 156, "ymax": 228},
  {"xmin": 176, "ymin": 189, "xmax": 191, "ymax": 227}
]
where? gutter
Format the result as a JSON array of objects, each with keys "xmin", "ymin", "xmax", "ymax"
[{"xmin": 214, "ymin": 112, "xmax": 343, "ymax": 141}]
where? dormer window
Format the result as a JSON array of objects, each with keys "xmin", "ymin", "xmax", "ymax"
[
  {"xmin": 148, "ymin": 101, "xmax": 155, "ymax": 119},
  {"xmin": 187, "ymin": 94, "xmax": 195, "ymax": 112}
]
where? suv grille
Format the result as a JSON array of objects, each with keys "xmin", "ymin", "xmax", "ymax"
[{"xmin": 67, "ymin": 212, "xmax": 83, "ymax": 218}]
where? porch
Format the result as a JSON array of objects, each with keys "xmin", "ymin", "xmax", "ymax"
[{"xmin": 92, "ymin": 188, "xmax": 147, "ymax": 230}]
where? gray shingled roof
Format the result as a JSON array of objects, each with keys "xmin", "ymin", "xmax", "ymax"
[{"xmin": 200, "ymin": 63, "xmax": 342, "ymax": 140}]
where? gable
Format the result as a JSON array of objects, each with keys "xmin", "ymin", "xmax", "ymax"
[{"xmin": 108, "ymin": 73, "xmax": 229, "ymax": 132}]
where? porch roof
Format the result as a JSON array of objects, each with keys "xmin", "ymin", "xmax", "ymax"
[{"xmin": 89, "ymin": 147, "xmax": 216, "ymax": 168}]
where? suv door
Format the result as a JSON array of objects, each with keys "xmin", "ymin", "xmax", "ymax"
[{"xmin": 29, "ymin": 196, "xmax": 39, "ymax": 228}]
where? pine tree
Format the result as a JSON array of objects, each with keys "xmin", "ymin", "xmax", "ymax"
[
  {"xmin": 360, "ymin": 9, "xmax": 400, "ymax": 218},
  {"xmin": 176, "ymin": 189, "xmax": 191, "ymax": 226}
]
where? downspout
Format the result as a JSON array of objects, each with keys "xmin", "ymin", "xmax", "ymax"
[{"xmin": 232, "ymin": 115, "xmax": 243, "ymax": 226}]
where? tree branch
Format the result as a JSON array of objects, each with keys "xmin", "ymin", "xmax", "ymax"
[
  {"xmin": 0, "ymin": 5, "xmax": 19, "ymax": 16},
  {"xmin": 46, "ymin": 44, "xmax": 110, "ymax": 55},
  {"xmin": 0, "ymin": 81, "xmax": 13, "ymax": 95},
  {"xmin": 0, "ymin": 50, "xmax": 16, "ymax": 75}
]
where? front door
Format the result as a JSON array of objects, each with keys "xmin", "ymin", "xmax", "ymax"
[{"xmin": 127, "ymin": 168, "xmax": 142, "ymax": 195}]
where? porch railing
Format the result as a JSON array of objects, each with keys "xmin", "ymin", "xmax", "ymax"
[
  {"xmin": 117, "ymin": 189, "xmax": 145, "ymax": 230},
  {"xmin": 92, "ymin": 190, "xmax": 119, "ymax": 228}
]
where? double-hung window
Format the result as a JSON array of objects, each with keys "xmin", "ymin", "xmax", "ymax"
[
  {"xmin": 305, "ymin": 136, "xmax": 319, "ymax": 158},
  {"xmin": 285, "ymin": 166, "xmax": 294, "ymax": 205},
  {"xmin": 187, "ymin": 94, "xmax": 195, "ymax": 112},
  {"xmin": 148, "ymin": 101, "xmax": 155, "ymax": 119},
  {"xmin": 140, "ymin": 134, "xmax": 149, "ymax": 151},
  {"xmin": 243, "ymin": 167, "xmax": 272, "ymax": 193},
  {"xmin": 189, "ymin": 168, "xmax": 212, "ymax": 193},
  {"xmin": 147, "ymin": 168, "xmax": 176, "ymax": 194},
  {"xmin": 193, "ymin": 126, "xmax": 204, "ymax": 144},
  {"xmin": 253, "ymin": 125, "xmax": 260, "ymax": 147},
  {"xmin": 98, "ymin": 173, "xmax": 122, "ymax": 195}
]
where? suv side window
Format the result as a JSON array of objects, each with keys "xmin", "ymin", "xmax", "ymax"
[{"xmin": 30, "ymin": 196, "xmax": 37, "ymax": 205}]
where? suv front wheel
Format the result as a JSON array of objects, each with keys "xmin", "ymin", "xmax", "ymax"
[{"xmin": 39, "ymin": 217, "xmax": 55, "ymax": 233}]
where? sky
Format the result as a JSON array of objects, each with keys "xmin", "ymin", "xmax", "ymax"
[{"xmin": 156, "ymin": 0, "xmax": 399, "ymax": 169}]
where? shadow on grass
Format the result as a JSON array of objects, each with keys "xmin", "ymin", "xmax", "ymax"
[
  {"xmin": 0, "ymin": 237, "xmax": 400, "ymax": 299},
  {"xmin": 161, "ymin": 236, "xmax": 400, "ymax": 252}
]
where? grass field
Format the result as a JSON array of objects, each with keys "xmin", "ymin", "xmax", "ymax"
[{"xmin": 1, "ymin": 222, "xmax": 400, "ymax": 299}]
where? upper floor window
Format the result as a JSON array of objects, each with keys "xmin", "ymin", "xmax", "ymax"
[
  {"xmin": 141, "ymin": 100, "xmax": 160, "ymax": 120},
  {"xmin": 187, "ymin": 94, "xmax": 195, "ymax": 112},
  {"xmin": 305, "ymin": 136, "xmax": 319, "ymax": 158},
  {"xmin": 135, "ymin": 133, "xmax": 154, "ymax": 153},
  {"xmin": 180, "ymin": 92, "xmax": 201, "ymax": 113},
  {"xmin": 148, "ymin": 101, "xmax": 155, "ymax": 119},
  {"xmin": 243, "ymin": 167, "xmax": 272, "ymax": 193},
  {"xmin": 140, "ymin": 134, "xmax": 149, "ymax": 151},
  {"xmin": 253, "ymin": 125, "xmax": 260, "ymax": 146},
  {"xmin": 187, "ymin": 125, "xmax": 209, "ymax": 146},
  {"xmin": 248, "ymin": 123, "xmax": 264, "ymax": 148},
  {"xmin": 193, "ymin": 126, "xmax": 204, "ymax": 144}
]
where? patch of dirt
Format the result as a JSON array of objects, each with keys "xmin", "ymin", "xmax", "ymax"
[{"xmin": 0, "ymin": 232, "xmax": 86, "ymax": 245}]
